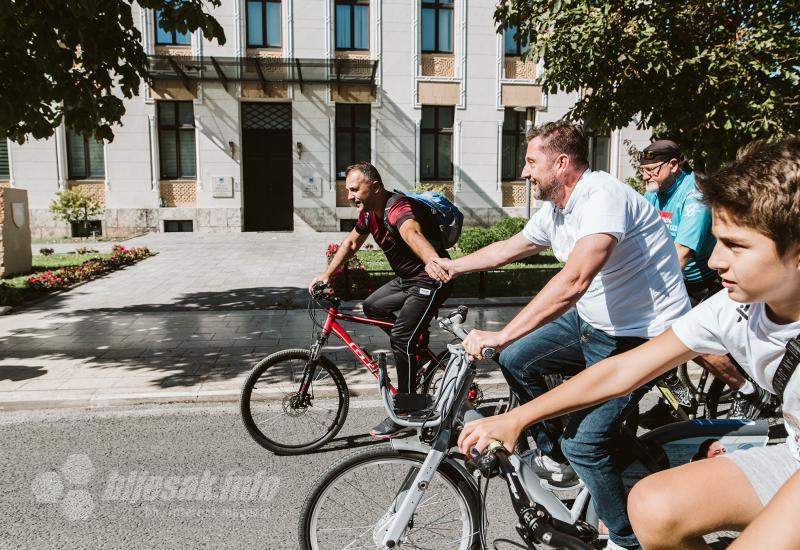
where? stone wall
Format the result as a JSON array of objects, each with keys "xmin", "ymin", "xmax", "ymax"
[
  {"xmin": 28, "ymin": 207, "xmax": 243, "ymax": 239},
  {"xmin": 0, "ymin": 188, "xmax": 32, "ymax": 277}
]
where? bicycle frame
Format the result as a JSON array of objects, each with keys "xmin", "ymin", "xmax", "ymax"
[{"xmin": 306, "ymin": 304, "xmax": 442, "ymax": 397}]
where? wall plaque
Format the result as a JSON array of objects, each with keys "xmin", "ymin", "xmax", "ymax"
[{"xmin": 212, "ymin": 176, "xmax": 234, "ymax": 198}]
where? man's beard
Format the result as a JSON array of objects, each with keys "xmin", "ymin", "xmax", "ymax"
[
  {"xmin": 532, "ymin": 176, "xmax": 565, "ymax": 203},
  {"xmin": 645, "ymin": 181, "xmax": 660, "ymax": 194}
]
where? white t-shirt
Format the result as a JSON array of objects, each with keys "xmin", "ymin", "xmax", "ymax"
[
  {"xmin": 522, "ymin": 169, "xmax": 691, "ymax": 337},
  {"xmin": 672, "ymin": 290, "xmax": 800, "ymax": 461}
]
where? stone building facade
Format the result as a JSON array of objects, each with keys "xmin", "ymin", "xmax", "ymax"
[{"xmin": 0, "ymin": 1, "xmax": 651, "ymax": 238}]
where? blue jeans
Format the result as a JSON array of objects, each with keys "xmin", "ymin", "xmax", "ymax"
[{"xmin": 500, "ymin": 309, "xmax": 649, "ymax": 549}]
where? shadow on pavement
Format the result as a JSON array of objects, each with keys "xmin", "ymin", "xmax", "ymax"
[
  {"xmin": 0, "ymin": 286, "xmax": 391, "ymax": 391},
  {"xmin": 0, "ymin": 365, "xmax": 47, "ymax": 382}
]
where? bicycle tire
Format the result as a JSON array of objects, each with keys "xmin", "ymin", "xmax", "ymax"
[
  {"xmin": 299, "ymin": 445, "xmax": 481, "ymax": 550},
  {"xmin": 240, "ymin": 349, "xmax": 349, "ymax": 455}
]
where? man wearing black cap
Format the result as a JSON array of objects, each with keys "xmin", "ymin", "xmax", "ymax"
[{"xmin": 639, "ymin": 140, "xmax": 772, "ymax": 422}]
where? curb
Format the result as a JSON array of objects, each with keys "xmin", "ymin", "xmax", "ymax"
[{"xmin": 0, "ymin": 378, "xmax": 510, "ymax": 412}]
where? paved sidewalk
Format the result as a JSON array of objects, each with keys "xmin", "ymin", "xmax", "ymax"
[{"xmin": 1, "ymin": 232, "xmax": 517, "ymax": 410}]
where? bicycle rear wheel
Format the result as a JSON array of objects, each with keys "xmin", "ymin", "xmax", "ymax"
[
  {"xmin": 299, "ymin": 446, "xmax": 481, "ymax": 549},
  {"xmin": 240, "ymin": 349, "xmax": 349, "ymax": 455}
]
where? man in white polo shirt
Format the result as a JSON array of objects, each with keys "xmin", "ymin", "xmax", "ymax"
[{"xmin": 426, "ymin": 121, "xmax": 690, "ymax": 550}]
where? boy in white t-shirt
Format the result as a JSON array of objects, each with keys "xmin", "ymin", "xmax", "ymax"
[{"xmin": 458, "ymin": 137, "xmax": 800, "ymax": 548}]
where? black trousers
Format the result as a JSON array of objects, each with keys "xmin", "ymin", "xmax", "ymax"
[{"xmin": 362, "ymin": 277, "xmax": 454, "ymax": 396}]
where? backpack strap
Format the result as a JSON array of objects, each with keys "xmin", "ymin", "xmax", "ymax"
[
  {"xmin": 382, "ymin": 191, "xmax": 406, "ymax": 235},
  {"xmin": 772, "ymin": 333, "xmax": 800, "ymax": 403}
]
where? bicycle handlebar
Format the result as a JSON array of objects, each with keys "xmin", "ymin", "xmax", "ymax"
[{"xmin": 438, "ymin": 308, "xmax": 495, "ymax": 360}]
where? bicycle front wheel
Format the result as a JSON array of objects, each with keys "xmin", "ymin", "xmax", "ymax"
[
  {"xmin": 240, "ymin": 349, "xmax": 349, "ymax": 455},
  {"xmin": 300, "ymin": 446, "xmax": 481, "ymax": 550}
]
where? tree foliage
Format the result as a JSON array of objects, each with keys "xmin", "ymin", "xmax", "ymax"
[
  {"xmin": 0, "ymin": 1, "xmax": 225, "ymax": 144},
  {"xmin": 49, "ymin": 188, "xmax": 104, "ymax": 231},
  {"xmin": 495, "ymin": 0, "xmax": 800, "ymax": 171}
]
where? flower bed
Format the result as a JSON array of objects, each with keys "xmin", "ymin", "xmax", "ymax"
[{"xmin": 26, "ymin": 245, "xmax": 152, "ymax": 290}]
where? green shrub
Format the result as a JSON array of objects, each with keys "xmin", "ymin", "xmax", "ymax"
[
  {"xmin": 457, "ymin": 227, "xmax": 497, "ymax": 255},
  {"xmin": 457, "ymin": 217, "xmax": 527, "ymax": 254},
  {"xmin": 491, "ymin": 217, "xmax": 527, "ymax": 240}
]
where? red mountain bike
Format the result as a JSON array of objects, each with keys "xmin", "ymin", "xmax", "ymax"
[{"xmin": 240, "ymin": 283, "xmax": 478, "ymax": 455}]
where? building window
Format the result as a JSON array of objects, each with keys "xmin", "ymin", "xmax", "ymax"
[
  {"xmin": 504, "ymin": 25, "xmax": 530, "ymax": 56},
  {"xmin": 421, "ymin": 0, "xmax": 453, "ymax": 53},
  {"xmin": 588, "ymin": 134, "xmax": 611, "ymax": 173},
  {"xmin": 158, "ymin": 101, "xmax": 196, "ymax": 179},
  {"xmin": 420, "ymin": 106, "xmax": 453, "ymax": 181},
  {"xmin": 0, "ymin": 140, "xmax": 9, "ymax": 180},
  {"xmin": 247, "ymin": 0, "xmax": 282, "ymax": 48},
  {"xmin": 502, "ymin": 108, "xmax": 530, "ymax": 181},
  {"xmin": 66, "ymin": 131, "xmax": 105, "ymax": 180},
  {"xmin": 335, "ymin": 0, "xmax": 369, "ymax": 50},
  {"xmin": 164, "ymin": 220, "xmax": 194, "ymax": 232},
  {"xmin": 154, "ymin": 9, "xmax": 191, "ymax": 46},
  {"xmin": 335, "ymin": 104, "xmax": 371, "ymax": 178}
]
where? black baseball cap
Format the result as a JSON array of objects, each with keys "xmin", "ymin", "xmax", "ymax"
[{"xmin": 640, "ymin": 140, "xmax": 684, "ymax": 164}]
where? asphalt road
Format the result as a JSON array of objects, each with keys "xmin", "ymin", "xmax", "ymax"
[{"xmin": 0, "ymin": 402, "xmax": 524, "ymax": 550}]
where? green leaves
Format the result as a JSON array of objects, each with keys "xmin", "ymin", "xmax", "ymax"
[
  {"xmin": 0, "ymin": 0, "xmax": 226, "ymax": 144},
  {"xmin": 495, "ymin": 0, "xmax": 800, "ymax": 171},
  {"xmin": 49, "ymin": 188, "xmax": 103, "ymax": 226}
]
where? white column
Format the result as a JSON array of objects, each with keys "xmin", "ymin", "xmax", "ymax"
[
  {"xmin": 414, "ymin": 119, "xmax": 421, "ymax": 186},
  {"xmin": 373, "ymin": 0, "xmax": 383, "ymax": 107},
  {"xmin": 453, "ymin": 120, "xmax": 462, "ymax": 192},
  {"xmin": 411, "ymin": 0, "xmax": 420, "ymax": 107},
  {"xmin": 148, "ymin": 114, "xmax": 159, "ymax": 193},
  {"xmin": 456, "ymin": 0, "xmax": 467, "ymax": 108},
  {"xmin": 140, "ymin": 7, "xmax": 153, "ymax": 54},
  {"xmin": 371, "ymin": 116, "xmax": 378, "ymax": 165},
  {"xmin": 234, "ymin": 0, "xmax": 243, "ymax": 57},
  {"xmin": 495, "ymin": 33, "xmax": 503, "ymax": 110},
  {"xmin": 610, "ymin": 129, "xmax": 622, "ymax": 179},
  {"xmin": 286, "ymin": 0, "xmax": 294, "ymax": 99},
  {"xmin": 103, "ymin": 141, "xmax": 111, "ymax": 192},
  {"xmin": 329, "ymin": 117, "xmax": 336, "ymax": 189},
  {"xmin": 6, "ymin": 139, "xmax": 16, "ymax": 187},
  {"xmin": 54, "ymin": 125, "xmax": 67, "ymax": 191}
]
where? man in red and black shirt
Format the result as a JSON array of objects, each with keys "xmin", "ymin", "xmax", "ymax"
[{"xmin": 310, "ymin": 162, "xmax": 454, "ymax": 437}]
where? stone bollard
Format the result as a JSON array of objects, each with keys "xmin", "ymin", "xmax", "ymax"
[{"xmin": 0, "ymin": 187, "xmax": 33, "ymax": 277}]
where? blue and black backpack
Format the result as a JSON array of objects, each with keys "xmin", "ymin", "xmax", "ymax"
[{"xmin": 383, "ymin": 190, "xmax": 464, "ymax": 250}]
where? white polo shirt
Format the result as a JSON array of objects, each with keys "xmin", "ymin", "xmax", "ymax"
[{"xmin": 523, "ymin": 169, "xmax": 691, "ymax": 337}]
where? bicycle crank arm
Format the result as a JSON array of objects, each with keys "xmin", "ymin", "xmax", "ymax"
[{"xmin": 375, "ymin": 449, "xmax": 447, "ymax": 547}]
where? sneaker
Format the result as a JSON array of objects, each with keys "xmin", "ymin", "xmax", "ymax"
[
  {"xmin": 604, "ymin": 539, "xmax": 631, "ymax": 550},
  {"xmin": 728, "ymin": 386, "xmax": 774, "ymax": 420},
  {"xmin": 369, "ymin": 417, "xmax": 414, "ymax": 439},
  {"xmin": 520, "ymin": 449, "xmax": 578, "ymax": 487},
  {"xmin": 638, "ymin": 401, "xmax": 679, "ymax": 429}
]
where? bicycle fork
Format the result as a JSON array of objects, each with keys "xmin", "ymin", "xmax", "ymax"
[
  {"xmin": 296, "ymin": 338, "xmax": 326, "ymax": 403},
  {"xmin": 374, "ymin": 448, "xmax": 448, "ymax": 547}
]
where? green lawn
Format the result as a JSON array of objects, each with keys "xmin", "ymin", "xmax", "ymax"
[{"xmin": 0, "ymin": 253, "xmax": 111, "ymax": 307}]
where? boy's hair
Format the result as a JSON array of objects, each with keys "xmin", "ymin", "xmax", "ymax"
[
  {"xmin": 345, "ymin": 162, "xmax": 384, "ymax": 187},
  {"xmin": 698, "ymin": 137, "xmax": 800, "ymax": 255},
  {"xmin": 526, "ymin": 121, "xmax": 589, "ymax": 168}
]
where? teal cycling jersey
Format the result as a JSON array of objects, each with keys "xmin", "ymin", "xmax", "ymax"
[{"xmin": 644, "ymin": 171, "xmax": 716, "ymax": 283}]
